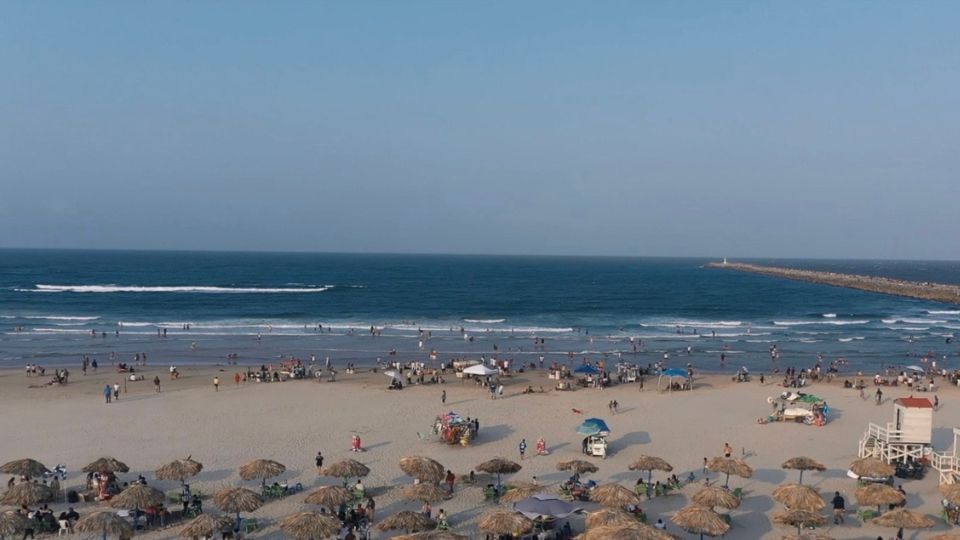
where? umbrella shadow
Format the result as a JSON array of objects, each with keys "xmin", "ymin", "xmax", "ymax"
[
  {"xmin": 364, "ymin": 441, "xmax": 390, "ymax": 451},
  {"xmin": 478, "ymin": 424, "xmax": 514, "ymax": 443},
  {"xmin": 610, "ymin": 431, "xmax": 650, "ymax": 452},
  {"xmin": 751, "ymin": 468, "xmax": 787, "ymax": 484}
]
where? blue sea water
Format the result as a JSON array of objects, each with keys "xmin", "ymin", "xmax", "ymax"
[{"xmin": 1, "ymin": 249, "xmax": 957, "ymax": 372}]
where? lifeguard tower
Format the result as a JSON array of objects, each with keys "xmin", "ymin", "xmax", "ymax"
[{"xmin": 858, "ymin": 397, "xmax": 933, "ymax": 464}]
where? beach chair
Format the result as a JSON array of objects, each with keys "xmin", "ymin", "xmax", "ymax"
[
  {"xmin": 732, "ymin": 487, "xmax": 744, "ymax": 499},
  {"xmin": 558, "ymin": 486, "xmax": 573, "ymax": 501},
  {"xmin": 856, "ymin": 508, "xmax": 875, "ymax": 521},
  {"xmin": 244, "ymin": 518, "xmax": 260, "ymax": 533},
  {"xmin": 352, "ymin": 488, "xmax": 366, "ymax": 500},
  {"xmin": 167, "ymin": 491, "xmax": 181, "ymax": 503},
  {"xmin": 483, "ymin": 486, "xmax": 498, "ymax": 500}
]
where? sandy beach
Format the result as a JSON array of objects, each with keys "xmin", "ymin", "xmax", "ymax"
[{"xmin": 2, "ymin": 364, "xmax": 958, "ymax": 539}]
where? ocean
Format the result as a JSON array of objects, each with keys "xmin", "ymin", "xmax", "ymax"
[{"xmin": 1, "ymin": 249, "xmax": 957, "ymax": 372}]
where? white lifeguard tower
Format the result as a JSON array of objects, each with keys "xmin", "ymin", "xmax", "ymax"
[
  {"xmin": 858, "ymin": 397, "xmax": 933, "ymax": 465},
  {"xmin": 932, "ymin": 428, "xmax": 960, "ymax": 484}
]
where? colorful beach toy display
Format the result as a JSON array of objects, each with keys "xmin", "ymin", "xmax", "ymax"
[{"xmin": 432, "ymin": 412, "xmax": 478, "ymax": 446}]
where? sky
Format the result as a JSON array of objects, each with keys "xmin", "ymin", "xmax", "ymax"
[{"xmin": 1, "ymin": 2, "xmax": 958, "ymax": 259}]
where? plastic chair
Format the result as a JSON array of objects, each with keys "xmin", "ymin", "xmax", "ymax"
[{"xmin": 244, "ymin": 518, "xmax": 259, "ymax": 533}]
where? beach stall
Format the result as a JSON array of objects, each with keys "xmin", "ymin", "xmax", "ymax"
[
  {"xmin": 432, "ymin": 411, "xmax": 477, "ymax": 446},
  {"xmin": 765, "ymin": 392, "xmax": 828, "ymax": 426},
  {"xmin": 576, "ymin": 418, "xmax": 610, "ymax": 459},
  {"xmin": 657, "ymin": 368, "xmax": 691, "ymax": 392},
  {"xmin": 453, "ymin": 360, "xmax": 480, "ymax": 378}
]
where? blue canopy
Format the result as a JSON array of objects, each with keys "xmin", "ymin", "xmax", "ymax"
[
  {"xmin": 576, "ymin": 417, "xmax": 610, "ymax": 436},
  {"xmin": 661, "ymin": 368, "xmax": 688, "ymax": 377},
  {"xmin": 573, "ymin": 364, "xmax": 599, "ymax": 374}
]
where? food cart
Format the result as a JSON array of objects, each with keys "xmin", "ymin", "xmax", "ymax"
[
  {"xmin": 432, "ymin": 411, "xmax": 477, "ymax": 446},
  {"xmin": 576, "ymin": 418, "xmax": 610, "ymax": 459}
]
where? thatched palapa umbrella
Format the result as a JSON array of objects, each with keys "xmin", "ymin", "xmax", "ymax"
[
  {"xmin": 499, "ymin": 482, "xmax": 541, "ymax": 503},
  {"xmin": 781, "ymin": 457, "xmax": 826, "ymax": 485},
  {"xmin": 156, "ymin": 456, "xmax": 203, "ymax": 486},
  {"xmin": 239, "ymin": 459, "xmax": 286, "ymax": 486},
  {"xmin": 671, "ymin": 504, "xmax": 730, "ymax": 539},
  {"xmin": 848, "ymin": 457, "xmax": 894, "ymax": 479},
  {"xmin": 304, "ymin": 485, "xmax": 353, "ymax": 509},
  {"xmin": 399, "ymin": 456, "xmax": 446, "ymax": 484},
  {"xmin": 854, "ymin": 483, "xmax": 905, "ymax": 514},
  {"xmin": 781, "ymin": 534, "xmax": 835, "ymax": 540},
  {"xmin": 0, "ymin": 459, "xmax": 50, "ymax": 478},
  {"xmin": 376, "ymin": 511, "xmax": 436, "ymax": 532},
  {"xmin": 772, "ymin": 484, "xmax": 825, "ymax": 511},
  {"xmin": 108, "ymin": 483, "xmax": 165, "ymax": 527},
  {"xmin": 214, "ymin": 487, "xmax": 263, "ymax": 530},
  {"xmin": 556, "ymin": 460, "xmax": 599, "ymax": 475},
  {"xmin": 590, "ymin": 484, "xmax": 642, "ymax": 508},
  {"xmin": 1, "ymin": 482, "xmax": 53, "ymax": 506},
  {"xmin": 584, "ymin": 508, "xmax": 636, "ymax": 529},
  {"xmin": 75, "ymin": 510, "xmax": 134, "ymax": 540},
  {"xmin": 870, "ymin": 508, "xmax": 934, "ymax": 530},
  {"xmin": 394, "ymin": 532, "xmax": 469, "ymax": 540},
  {"xmin": 475, "ymin": 458, "xmax": 521, "ymax": 491},
  {"xmin": 279, "ymin": 511, "xmax": 341, "ymax": 540},
  {"xmin": 773, "ymin": 510, "xmax": 825, "ymax": 537},
  {"xmin": 178, "ymin": 514, "xmax": 233, "ymax": 539},
  {"xmin": 478, "ymin": 510, "xmax": 534, "ymax": 537},
  {"xmin": 691, "ymin": 485, "xmax": 741, "ymax": 510},
  {"xmin": 706, "ymin": 457, "xmax": 752, "ymax": 488},
  {"xmin": 628, "ymin": 455, "xmax": 674, "ymax": 484},
  {"xmin": 929, "ymin": 535, "xmax": 960, "ymax": 540},
  {"xmin": 402, "ymin": 483, "xmax": 448, "ymax": 503},
  {"xmin": 941, "ymin": 483, "xmax": 960, "ymax": 505},
  {"xmin": 577, "ymin": 523, "xmax": 678, "ymax": 540},
  {"xmin": 82, "ymin": 457, "xmax": 129, "ymax": 474},
  {"xmin": 320, "ymin": 459, "xmax": 370, "ymax": 483},
  {"xmin": 0, "ymin": 511, "xmax": 30, "ymax": 539}
]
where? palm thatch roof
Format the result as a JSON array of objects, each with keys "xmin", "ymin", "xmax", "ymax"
[
  {"xmin": 773, "ymin": 510, "xmax": 826, "ymax": 529},
  {"xmin": 279, "ymin": 511, "xmax": 342, "ymax": 540},
  {"xmin": 478, "ymin": 510, "xmax": 534, "ymax": 536},
  {"xmin": 870, "ymin": 508, "xmax": 934, "ymax": 529},
  {"xmin": 156, "ymin": 457, "xmax": 203, "ymax": 483},
  {"xmin": 781, "ymin": 534, "xmax": 835, "ymax": 540},
  {"xmin": 584, "ymin": 508, "xmax": 637, "ymax": 529},
  {"xmin": 691, "ymin": 485, "xmax": 741, "ymax": 510},
  {"xmin": 401, "ymin": 483, "xmax": 449, "ymax": 503},
  {"xmin": 0, "ymin": 459, "xmax": 50, "ymax": 478},
  {"xmin": 376, "ymin": 511, "xmax": 436, "ymax": 532},
  {"xmin": 848, "ymin": 457, "xmax": 894, "ymax": 478},
  {"xmin": 499, "ymin": 482, "xmax": 542, "ymax": 503},
  {"xmin": 393, "ymin": 532, "xmax": 469, "ymax": 540},
  {"xmin": 178, "ymin": 514, "xmax": 233, "ymax": 539},
  {"xmin": 771, "ymin": 484, "xmax": 825, "ymax": 511},
  {"xmin": 556, "ymin": 460, "xmax": 599, "ymax": 475},
  {"xmin": 928, "ymin": 535, "xmax": 960, "ymax": 540},
  {"xmin": 940, "ymin": 483, "xmax": 960, "ymax": 505},
  {"xmin": 671, "ymin": 505, "xmax": 730, "ymax": 537},
  {"xmin": 213, "ymin": 487, "xmax": 263, "ymax": 514},
  {"xmin": 0, "ymin": 511, "xmax": 30, "ymax": 537},
  {"xmin": 239, "ymin": 459, "xmax": 286, "ymax": 482},
  {"xmin": 590, "ymin": 484, "xmax": 642, "ymax": 508},
  {"xmin": 706, "ymin": 457, "xmax": 753, "ymax": 478},
  {"xmin": 399, "ymin": 456, "xmax": 446, "ymax": 483},
  {"xmin": 854, "ymin": 484, "xmax": 905, "ymax": 509},
  {"xmin": 1, "ymin": 482, "xmax": 53, "ymax": 506},
  {"xmin": 320, "ymin": 459, "xmax": 370, "ymax": 479},
  {"xmin": 628, "ymin": 456, "xmax": 673, "ymax": 473},
  {"xmin": 781, "ymin": 457, "xmax": 825, "ymax": 472},
  {"xmin": 75, "ymin": 510, "xmax": 135, "ymax": 539},
  {"xmin": 82, "ymin": 457, "xmax": 129, "ymax": 474},
  {"xmin": 577, "ymin": 523, "xmax": 678, "ymax": 540},
  {"xmin": 108, "ymin": 483, "xmax": 165, "ymax": 509},
  {"xmin": 304, "ymin": 485, "xmax": 354, "ymax": 508},
  {"xmin": 475, "ymin": 458, "xmax": 522, "ymax": 475}
]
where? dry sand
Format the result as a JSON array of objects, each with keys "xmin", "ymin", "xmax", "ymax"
[{"xmin": 1, "ymin": 365, "xmax": 958, "ymax": 539}]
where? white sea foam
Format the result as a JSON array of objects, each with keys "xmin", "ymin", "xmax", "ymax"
[
  {"xmin": 24, "ymin": 284, "xmax": 333, "ymax": 294},
  {"xmin": 774, "ymin": 320, "xmax": 869, "ymax": 326},
  {"xmin": 882, "ymin": 318, "xmax": 946, "ymax": 324},
  {"xmin": 885, "ymin": 326, "xmax": 930, "ymax": 331},
  {"xmin": 838, "ymin": 337, "xmax": 865, "ymax": 342},
  {"xmin": 0, "ymin": 315, "xmax": 100, "ymax": 321},
  {"xmin": 822, "ymin": 313, "xmax": 837, "ymax": 318},
  {"xmin": 464, "ymin": 319, "xmax": 506, "ymax": 324},
  {"xmin": 928, "ymin": 310, "xmax": 960, "ymax": 315}
]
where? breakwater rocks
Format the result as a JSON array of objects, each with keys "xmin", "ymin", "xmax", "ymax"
[{"xmin": 706, "ymin": 261, "xmax": 960, "ymax": 305}]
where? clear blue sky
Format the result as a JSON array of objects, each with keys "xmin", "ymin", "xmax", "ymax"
[{"xmin": 2, "ymin": 2, "xmax": 957, "ymax": 259}]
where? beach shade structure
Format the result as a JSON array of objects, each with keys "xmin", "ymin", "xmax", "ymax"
[
  {"xmin": 320, "ymin": 459, "xmax": 370, "ymax": 483},
  {"xmin": 512, "ymin": 493, "xmax": 581, "ymax": 520},
  {"xmin": 0, "ymin": 510, "xmax": 30, "ymax": 539},
  {"xmin": 658, "ymin": 368, "xmax": 690, "ymax": 392},
  {"xmin": 108, "ymin": 483, "xmax": 165, "ymax": 512},
  {"xmin": 463, "ymin": 364, "xmax": 498, "ymax": 376},
  {"xmin": 781, "ymin": 457, "xmax": 826, "ymax": 485},
  {"xmin": 0, "ymin": 459, "xmax": 50, "ymax": 479},
  {"xmin": 399, "ymin": 456, "xmax": 446, "ymax": 484},
  {"xmin": 691, "ymin": 485, "xmax": 741, "ymax": 510},
  {"xmin": 82, "ymin": 457, "xmax": 130, "ymax": 474},
  {"xmin": 239, "ymin": 458, "xmax": 286, "ymax": 486},
  {"xmin": 870, "ymin": 508, "xmax": 934, "ymax": 530},
  {"xmin": 376, "ymin": 511, "xmax": 436, "ymax": 533},
  {"xmin": 576, "ymin": 418, "xmax": 611, "ymax": 436},
  {"xmin": 393, "ymin": 532, "xmax": 469, "ymax": 540},
  {"xmin": 854, "ymin": 483, "xmax": 905, "ymax": 514},
  {"xmin": 773, "ymin": 510, "xmax": 826, "ymax": 537},
  {"xmin": 478, "ymin": 510, "xmax": 534, "ymax": 537},
  {"xmin": 402, "ymin": 483, "xmax": 449, "ymax": 503},
  {"xmin": 577, "ymin": 523, "xmax": 679, "ymax": 540},
  {"xmin": 178, "ymin": 513, "xmax": 233, "ymax": 540},
  {"xmin": 475, "ymin": 458, "xmax": 522, "ymax": 491},
  {"xmin": 573, "ymin": 364, "xmax": 599, "ymax": 375},
  {"xmin": 941, "ymin": 483, "xmax": 960, "ymax": 505},
  {"xmin": 590, "ymin": 484, "xmax": 642, "ymax": 508},
  {"xmin": 781, "ymin": 534, "xmax": 834, "ymax": 540},
  {"xmin": 1, "ymin": 482, "xmax": 53, "ymax": 506},
  {"xmin": 585, "ymin": 508, "xmax": 636, "ymax": 529},
  {"xmin": 304, "ymin": 485, "xmax": 354, "ymax": 509},
  {"xmin": 214, "ymin": 486, "xmax": 263, "ymax": 530},
  {"xmin": 557, "ymin": 459, "xmax": 599, "ymax": 475},
  {"xmin": 279, "ymin": 511, "xmax": 342, "ymax": 540},
  {"xmin": 848, "ymin": 457, "xmax": 894, "ymax": 479},
  {"xmin": 628, "ymin": 455, "xmax": 674, "ymax": 484},
  {"xmin": 384, "ymin": 370, "xmax": 401, "ymax": 380},
  {"xmin": 155, "ymin": 456, "xmax": 203, "ymax": 486},
  {"xmin": 75, "ymin": 510, "xmax": 135, "ymax": 540},
  {"xmin": 929, "ymin": 535, "xmax": 960, "ymax": 540},
  {"xmin": 671, "ymin": 504, "xmax": 731, "ymax": 539},
  {"xmin": 706, "ymin": 457, "xmax": 753, "ymax": 488},
  {"xmin": 499, "ymin": 482, "xmax": 542, "ymax": 503},
  {"xmin": 771, "ymin": 484, "xmax": 826, "ymax": 512}
]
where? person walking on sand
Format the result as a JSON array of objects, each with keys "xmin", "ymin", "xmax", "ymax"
[
  {"xmin": 832, "ymin": 491, "xmax": 845, "ymax": 524},
  {"xmin": 213, "ymin": 376, "xmax": 220, "ymax": 392},
  {"xmin": 153, "ymin": 376, "xmax": 161, "ymax": 393},
  {"xmin": 234, "ymin": 372, "xmax": 241, "ymax": 386},
  {"xmin": 723, "ymin": 443, "xmax": 732, "ymax": 458},
  {"xmin": 518, "ymin": 439, "xmax": 527, "ymax": 460},
  {"xmin": 113, "ymin": 383, "xmax": 120, "ymax": 401},
  {"xmin": 875, "ymin": 388, "xmax": 883, "ymax": 405},
  {"xmin": 441, "ymin": 390, "xmax": 446, "ymax": 405},
  {"xmin": 104, "ymin": 384, "xmax": 112, "ymax": 403},
  {"xmin": 445, "ymin": 470, "xmax": 455, "ymax": 494},
  {"xmin": 315, "ymin": 452, "xmax": 324, "ymax": 468}
]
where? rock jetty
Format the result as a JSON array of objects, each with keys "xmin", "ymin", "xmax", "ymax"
[{"xmin": 706, "ymin": 261, "xmax": 960, "ymax": 305}]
